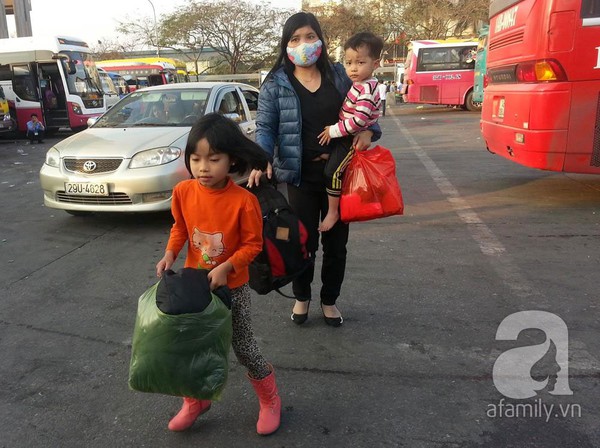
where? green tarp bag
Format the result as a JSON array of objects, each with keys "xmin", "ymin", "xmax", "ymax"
[{"xmin": 128, "ymin": 278, "xmax": 232, "ymax": 400}]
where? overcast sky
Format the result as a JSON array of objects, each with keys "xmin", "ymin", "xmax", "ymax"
[{"xmin": 13, "ymin": 0, "xmax": 301, "ymax": 46}]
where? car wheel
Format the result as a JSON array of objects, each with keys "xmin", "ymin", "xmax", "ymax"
[{"xmin": 65, "ymin": 210, "xmax": 93, "ymax": 217}]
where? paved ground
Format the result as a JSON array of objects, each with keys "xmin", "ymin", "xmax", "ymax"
[{"xmin": 1, "ymin": 103, "xmax": 600, "ymax": 447}]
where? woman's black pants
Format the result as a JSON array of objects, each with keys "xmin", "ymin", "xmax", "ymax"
[{"xmin": 286, "ymin": 183, "xmax": 349, "ymax": 306}]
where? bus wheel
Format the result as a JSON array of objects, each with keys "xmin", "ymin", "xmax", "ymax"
[{"xmin": 464, "ymin": 91, "xmax": 482, "ymax": 112}]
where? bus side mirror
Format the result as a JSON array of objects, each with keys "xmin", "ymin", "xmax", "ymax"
[{"xmin": 61, "ymin": 60, "xmax": 76, "ymax": 75}]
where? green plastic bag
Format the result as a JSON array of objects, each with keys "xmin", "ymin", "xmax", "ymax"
[{"xmin": 128, "ymin": 282, "xmax": 232, "ymax": 400}]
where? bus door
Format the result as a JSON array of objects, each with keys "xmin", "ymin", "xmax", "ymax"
[
  {"xmin": 11, "ymin": 64, "xmax": 42, "ymax": 132},
  {"xmin": 38, "ymin": 62, "xmax": 69, "ymax": 130}
]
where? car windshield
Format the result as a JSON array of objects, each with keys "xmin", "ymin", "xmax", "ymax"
[{"xmin": 92, "ymin": 88, "xmax": 210, "ymax": 128}]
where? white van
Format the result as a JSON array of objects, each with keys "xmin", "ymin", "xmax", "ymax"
[{"xmin": 98, "ymin": 68, "xmax": 120, "ymax": 109}]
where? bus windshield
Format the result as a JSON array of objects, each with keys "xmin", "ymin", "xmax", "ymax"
[{"xmin": 61, "ymin": 51, "xmax": 103, "ymax": 97}]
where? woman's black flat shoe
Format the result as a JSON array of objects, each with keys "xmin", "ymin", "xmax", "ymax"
[
  {"xmin": 291, "ymin": 301, "xmax": 310, "ymax": 325},
  {"xmin": 321, "ymin": 305, "xmax": 343, "ymax": 327},
  {"xmin": 291, "ymin": 312, "xmax": 308, "ymax": 324}
]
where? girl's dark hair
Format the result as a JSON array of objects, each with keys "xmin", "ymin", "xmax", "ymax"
[
  {"xmin": 184, "ymin": 113, "xmax": 268, "ymax": 176},
  {"xmin": 267, "ymin": 12, "xmax": 333, "ymax": 81}
]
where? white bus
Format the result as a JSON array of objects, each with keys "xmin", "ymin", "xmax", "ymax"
[{"xmin": 0, "ymin": 36, "xmax": 105, "ymax": 133}]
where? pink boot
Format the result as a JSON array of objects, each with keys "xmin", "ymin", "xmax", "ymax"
[
  {"xmin": 167, "ymin": 397, "xmax": 211, "ymax": 431},
  {"xmin": 247, "ymin": 365, "xmax": 281, "ymax": 435}
]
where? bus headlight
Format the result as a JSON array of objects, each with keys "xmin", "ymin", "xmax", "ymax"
[
  {"xmin": 45, "ymin": 148, "xmax": 60, "ymax": 167},
  {"xmin": 70, "ymin": 102, "xmax": 82, "ymax": 115},
  {"xmin": 129, "ymin": 147, "xmax": 181, "ymax": 168},
  {"xmin": 3, "ymin": 112, "xmax": 11, "ymax": 121}
]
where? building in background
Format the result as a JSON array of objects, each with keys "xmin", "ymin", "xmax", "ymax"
[{"xmin": 0, "ymin": 0, "xmax": 32, "ymax": 38}]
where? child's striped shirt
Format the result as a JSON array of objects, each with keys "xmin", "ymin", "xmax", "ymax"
[{"xmin": 328, "ymin": 77, "xmax": 381, "ymax": 138}]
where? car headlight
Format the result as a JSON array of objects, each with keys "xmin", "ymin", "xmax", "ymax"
[
  {"xmin": 129, "ymin": 146, "xmax": 181, "ymax": 168},
  {"xmin": 45, "ymin": 148, "xmax": 60, "ymax": 167}
]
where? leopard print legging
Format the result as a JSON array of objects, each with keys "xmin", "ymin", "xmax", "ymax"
[{"xmin": 230, "ymin": 284, "xmax": 271, "ymax": 380}]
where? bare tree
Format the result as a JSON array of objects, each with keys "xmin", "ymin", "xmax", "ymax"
[
  {"xmin": 160, "ymin": 2, "xmax": 214, "ymax": 75},
  {"xmin": 196, "ymin": 0, "xmax": 289, "ymax": 74},
  {"xmin": 115, "ymin": 0, "xmax": 288, "ymax": 74},
  {"xmin": 401, "ymin": 0, "xmax": 488, "ymax": 39},
  {"xmin": 91, "ymin": 37, "xmax": 144, "ymax": 60},
  {"xmin": 116, "ymin": 13, "xmax": 158, "ymax": 50},
  {"xmin": 305, "ymin": 0, "xmax": 488, "ymax": 58}
]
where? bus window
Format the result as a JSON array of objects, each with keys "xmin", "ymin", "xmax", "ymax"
[
  {"xmin": 12, "ymin": 65, "xmax": 38, "ymax": 102},
  {"xmin": 0, "ymin": 64, "xmax": 11, "ymax": 81},
  {"xmin": 581, "ymin": 0, "xmax": 600, "ymax": 18},
  {"xmin": 417, "ymin": 46, "xmax": 476, "ymax": 72},
  {"xmin": 148, "ymin": 74, "xmax": 164, "ymax": 86}
]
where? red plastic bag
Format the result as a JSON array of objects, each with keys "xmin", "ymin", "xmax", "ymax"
[{"xmin": 340, "ymin": 146, "xmax": 404, "ymax": 223}]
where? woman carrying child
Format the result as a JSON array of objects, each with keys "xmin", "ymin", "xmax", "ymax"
[
  {"xmin": 247, "ymin": 12, "xmax": 381, "ymax": 327},
  {"xmin": 155, "ymin": 113, "xmax": 281, "ymax": 436}
]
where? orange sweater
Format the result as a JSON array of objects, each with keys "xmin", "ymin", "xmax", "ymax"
[{"xmin": 166, "ymin": 178, "xmax": 263, "ymax": 289}]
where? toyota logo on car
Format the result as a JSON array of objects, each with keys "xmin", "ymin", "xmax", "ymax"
[{"xmin": 83, "ymin": 160, "xmax": 97, "ymax": 172}]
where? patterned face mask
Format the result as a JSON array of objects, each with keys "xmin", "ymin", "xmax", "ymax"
[{"xmin": 286, "ymin": 39, "xmax": 323, "ymax": 67}]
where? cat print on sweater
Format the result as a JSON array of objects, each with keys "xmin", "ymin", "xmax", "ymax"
[{"xmin": 192, "ymin": 228, "xmax": 225, "ymax": 266}]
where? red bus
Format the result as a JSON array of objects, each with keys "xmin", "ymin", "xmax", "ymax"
[
  {"xmin": 96, "ymin": 60, "xmax": 177, "ymax": 91},
  {"xmin": 481, "ymin": 0, "xmax": 600, "ymax": 174},
  {"xmin": 403, "ymin": 39, "xmax": 481, "ymax": 111}
]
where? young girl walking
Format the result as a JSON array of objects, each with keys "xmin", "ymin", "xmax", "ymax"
[{"xmin": 155, "ymin": 113, "xmax": 281, "ymax": 436}]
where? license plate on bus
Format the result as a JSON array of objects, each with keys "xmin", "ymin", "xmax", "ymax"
[
  {"xmin": 64, "ymin": 182, "xmax": 109, "ymax": 196},
  {"xmin": 497, "ymin": 98, "xmax": 505, "ymax": 119}
]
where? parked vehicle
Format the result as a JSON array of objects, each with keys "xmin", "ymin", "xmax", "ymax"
[
  {"xmin": 127, "ymin": 57, "xmax": 189, "ymax": 83},
  {"xmin": 96, "ymin": 60, "xmax": 178, "ymax": 88},
  {"xmin": 107, "ymin": 72, "xmax": 129, "ymax": 97},
  {"xmin": 39, "ymin": 82, "xmax": 259, "ymax": 215},
  {"xmin": 0, "ymin": 35, "xmax": 105, "ymax": 133},
  {"xmin": 97, "ymin": 68, "xmax": 120, "ymax": 109},
  {"xmin": 472, "ymin": 25, "xmax": 489, "ymax": 104},
  {"xmin": 403, "ymin": 39, "xmax": 481, "ymax": 111},
  {"xmin": 481, "ymin": 0, "xmax": 600, "ymax": 174}
]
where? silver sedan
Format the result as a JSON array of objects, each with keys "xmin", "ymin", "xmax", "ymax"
[{"xmin": 40, "ymin": 82, "xmax": 259, "ymax": 215}]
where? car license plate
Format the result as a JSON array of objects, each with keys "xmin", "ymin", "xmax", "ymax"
[
  {"xmin": 64, "ymin": 182, "xmax": 109, "ymax": 196},
  {"xmin": 498, "ymin": 98, "xmax": 505, "ymax": 119}
]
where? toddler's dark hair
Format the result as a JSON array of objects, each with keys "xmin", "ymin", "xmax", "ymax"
[
  {"xmin": 184, "ymin": 113, "xmax": 268, "ymax": 176},
  {"xmin": 344, "ymin": 32, "xmax": 384, "ymax": 60}
]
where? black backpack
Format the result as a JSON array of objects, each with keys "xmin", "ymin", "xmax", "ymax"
[{"xmin": 247, "ymin": 181, "xmax": 312, "ymax": 297}]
